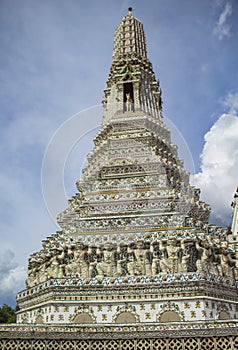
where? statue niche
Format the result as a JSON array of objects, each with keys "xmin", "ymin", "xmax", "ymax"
[{"xmin": 123, "ymin": 82, "xmax": 134, "ymax": 112}]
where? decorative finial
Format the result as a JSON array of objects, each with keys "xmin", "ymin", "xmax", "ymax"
[{"xmin": 128, "ymin": 7, "xmax": 133, "ymax": 16}]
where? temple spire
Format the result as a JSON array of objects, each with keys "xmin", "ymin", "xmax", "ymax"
[
  {"xmin": 112, "ymin": 8, "xmax": 147, "ymax": 61},
  {"xmin": 102, "ymin": 9, "xmax": 162, "ymax": 123}
]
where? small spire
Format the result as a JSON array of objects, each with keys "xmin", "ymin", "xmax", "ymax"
[{"xmin": 128, "ymin": 7, "xmax": 133, "ymax": 16}]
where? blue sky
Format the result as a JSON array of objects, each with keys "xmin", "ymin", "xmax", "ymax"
[{"xmin": 0, "ymin": 0, "xmax": 238, "ymax": 306}]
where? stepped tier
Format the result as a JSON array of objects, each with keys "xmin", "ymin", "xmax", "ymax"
[{"xmin": 57, "ymin": 114, "xmax": 210, "ymax": 235}]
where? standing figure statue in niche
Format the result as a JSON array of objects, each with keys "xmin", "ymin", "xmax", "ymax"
[
  {"xmin": 126, "ymin": 93, "xmax": 133, "ymax": 111},
  {"xmin": 65, "ymin": 242, "xmax": 89, "ymax": 278},
  {"xmin": 127, "ymin": 241, "xmax": 151, "ymax": 275},
  {"xmin": 195, "ymin": 239, "xmax": 214, "ymax": 274},
  {"xmin": 96, "ymin": 243, "xmax": 122, "ymax": 277},
  {"xmin": 160, "ymin": 237, "xmax": 189, "ymax": 274}
]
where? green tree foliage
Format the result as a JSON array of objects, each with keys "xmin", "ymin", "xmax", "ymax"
[{"xmin": 0, "ymin": 304, "xmax": 17, "ymax": 323}]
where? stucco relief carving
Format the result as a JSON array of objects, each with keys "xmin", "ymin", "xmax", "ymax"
[
  {"xmin": 26, "ymin": 232, "xmax": 237, "ymax": 289},
  {"xmin": 159, "ymin": 237, "xmax": 189, "ymax": 274},
  {"xmin": 126, "ymin": 241, "xmax": 151, "ymax": 275},
  {"xmin": 195, "ymin": 239, "xmax": 215, "ymax": 274},
  {"xmin": 95, "ymin": 243, "xmax": 123, "ymax": 277}
]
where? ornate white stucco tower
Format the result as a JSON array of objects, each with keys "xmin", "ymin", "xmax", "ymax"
[{"xmin": 1, "ymin": 8, "xmax": 237, "ymax": 350}]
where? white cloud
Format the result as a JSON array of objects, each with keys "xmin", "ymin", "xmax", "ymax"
[
  {"xmin": 0, "ymin": 249, "xmax": 27, "ymax": 306},
  {"xmin": 0, "ymin": 250, "xmax": 17, "ymax": 277},
  {"xmin": 0, "ymin": 267, "xmax": 26, "ymax": 294},
  {"xmin": 223, "ymin": 92, "xmax": 238, "ymax": 115},
  {"xmin": 191, "ymin": 98, "xmax": 238, "ymax": 226},
  {"xmin": 214, "ymin": 2, "xmax": 232, "ymax": 40}
]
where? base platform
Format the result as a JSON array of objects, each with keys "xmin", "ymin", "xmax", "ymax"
[{"xmin": 1, "ymin": 321, "xmax": 238, "ymax": 349}]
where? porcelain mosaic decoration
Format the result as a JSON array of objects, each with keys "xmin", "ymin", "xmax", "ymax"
[{"xmin": 1, "ymin": 8, "xmax": 238, "ymax": 350}]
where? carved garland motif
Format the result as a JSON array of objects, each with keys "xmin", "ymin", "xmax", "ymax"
[
  {"xmin": 112, "ymin": 304, "xmax": 140, "ymax": 323},
  {"xmin": 69, "ymin": 305, "xmax": 96, "ymax": 324},
  {"xmin": 156, "ymin": 301, "xmax": 185, "ymax": 322}
]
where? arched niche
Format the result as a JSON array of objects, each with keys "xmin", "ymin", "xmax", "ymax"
[
  {"xmin": 35, "ymin": 315, "xmax": 44, "ymax": 324},
  {"xmin": 218, "ymin": 310, "xmax": 231, "ymax": 320},
  {"xmin": 123, "ymin": 82, "xmax": 134, "ymax": 112},
  {"xmin": 115, "ymin": 312, "xmax": 137, "ymax": 324},
  {"xmin": 72, "ymin": 312, "xmax": 94, "ymax": 324},
  {"xmin": 159, "ymin": 311, "xmax": 180, "ymax": 323}
]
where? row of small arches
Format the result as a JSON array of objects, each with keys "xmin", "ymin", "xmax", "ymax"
[{"xmin": 35, "ymin": 310, "xmax": 231, "ymax": 324}]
